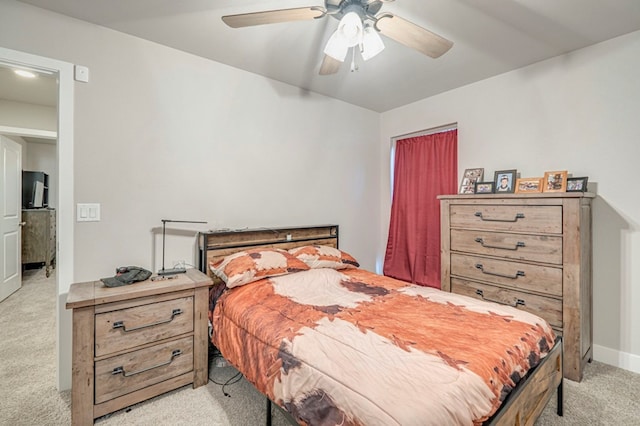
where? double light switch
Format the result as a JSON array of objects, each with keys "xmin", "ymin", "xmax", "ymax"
[{"xmin": 77, "ymin": 203, "xmax": 100, "ymax": 222}]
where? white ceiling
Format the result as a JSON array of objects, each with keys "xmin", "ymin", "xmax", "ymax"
[{"xmin": 13, "ymin": 0, "xmax": 640, "ymax": 112}]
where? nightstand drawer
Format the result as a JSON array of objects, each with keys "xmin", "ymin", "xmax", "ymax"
[
  {"xmin": 451, "ymin": 278, "xmax": 562, "ymax": 329},
  {"xmin": 450, "ymin": 229, "xmax": 563, "ymax": 265},
  {"xmin": 450, "ymin": 205, "xmax": 562, "ymax": 234},
  {"xmin": 95, "ymin": 296, "xmax": 194, "ymax": 357},
  {"xmin": 94, "ymin": 336, "xmax": 194, "ymax": 404},
  {"xmin": 451, "ymin": 253, "xmax": 562, "ymax": 297}
]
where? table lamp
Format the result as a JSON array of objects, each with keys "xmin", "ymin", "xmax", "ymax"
[{"xmin": 158, "ymin": 219, "xmax": 207, "ymax": 275}]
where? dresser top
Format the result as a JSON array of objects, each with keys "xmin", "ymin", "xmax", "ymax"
[
  {"xmin": 66, "ymin": 268, "xmax": 212, "ymax": 309},
  {"xmin": 438, "ymin": 192, "xmax": 595, "ymax": 200}
]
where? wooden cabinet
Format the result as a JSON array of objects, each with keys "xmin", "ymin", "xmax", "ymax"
[
  {"xmin": 439, "ymin": 193, "xmax": 594, "ymax": 382},
  {"xmin": 21, "ymin": 208, "xmax": 56, "ymax": 277},
  {"xmin": 66, "ymin": 269, "xmax": 212, "ymax": 425}
]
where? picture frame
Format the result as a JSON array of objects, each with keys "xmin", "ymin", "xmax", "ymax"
[
  {"xmin": 474, "ymin": 181, "xmax": 495, "ymax": 194},
  {"xmin": 515, "ymin": 177, "xmax": 543, "ymax": 193},
  {"xmin": 543, "ymin": 170, "xmax": 568, "ymax": 192},
  {"xmin": 566, "ymin": 176, "xmax": 588, "ymax": 192},
  {"xmin": 494, "ymin": 169, "xmax": 517, "ymax": 194},
  {"xmin": 459, "ymin": 168, "xmax": 484, "ymax": 194}
]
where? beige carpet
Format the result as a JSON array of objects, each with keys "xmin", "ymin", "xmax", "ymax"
[{"xmin": 1, "ymin": 269, "xmax": 639, "ymax": 425}]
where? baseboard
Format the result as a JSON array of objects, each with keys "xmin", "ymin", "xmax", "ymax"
[{"xmin": 593, "ymin": 344, "xmax": 640, "ymax": 374}]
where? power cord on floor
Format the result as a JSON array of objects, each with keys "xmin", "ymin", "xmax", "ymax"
[
  {"xmin": 209, "ymin": 347, "xmax": 242, "ymax": 397},
  {"xmin": 210, "ymin": 370, "xmax": 242, "ymax": 397}
]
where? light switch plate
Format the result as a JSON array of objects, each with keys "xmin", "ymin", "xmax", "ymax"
[{"xmin": 77, "ymin": 203, "xmax": 100, "ymax": 222}]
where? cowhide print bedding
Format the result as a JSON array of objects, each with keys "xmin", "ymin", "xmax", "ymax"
[{"xmin": 209, "ymin": 268, "xmax": 556, "ymax": 426}]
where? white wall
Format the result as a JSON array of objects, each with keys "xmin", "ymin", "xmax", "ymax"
[
  {"xmin": 0, "ymin": 99, "xmax": 56, "ymax": 131},
  {"xmin": 381, "ymin": 30, "xmax": 640, "ymax": 373},
  {"xmin": 0, "ymin": 0, "xmax": 381, "ymax": 389}
]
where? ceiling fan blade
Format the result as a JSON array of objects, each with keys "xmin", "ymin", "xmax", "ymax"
[
  {"xmin": 319, "ymin": 55, "xmax": 342, "ymax": 75},
  {"xmin": 375, "ymin": 13, "xmax": 453, "ymax": 58},
  {"xmin": 222, "ymin": 7, "xmax": 325, "ymax": 28}
]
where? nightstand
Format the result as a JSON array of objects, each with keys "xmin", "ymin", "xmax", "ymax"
[{"xmin": 66, "ymin": 269, "xmax": 212, "ymax": 425}]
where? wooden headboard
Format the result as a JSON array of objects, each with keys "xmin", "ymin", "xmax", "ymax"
[{"xmin": 198, "ymin": 225, "xmax": 339, "ymax": 278}]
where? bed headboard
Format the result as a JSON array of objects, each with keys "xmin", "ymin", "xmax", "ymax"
[{"xmin": 198, "ymin": 225, "xmax": 339, "ymax": 279}]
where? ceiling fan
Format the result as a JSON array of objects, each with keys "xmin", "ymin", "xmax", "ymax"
[{"xmin": 222, "ymin": 0, "xmax": 453, "ymax": 75}]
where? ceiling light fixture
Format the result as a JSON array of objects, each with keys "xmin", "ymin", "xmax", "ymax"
[
  {"xmin": 361, "ymin": 25, "xmax": 385, "ymax": 61},
  {"xmin": 337, "ymin": 11, "xmax": 363, "ymax": 47},
  {"xmin": 14, "ymin": 69, "xmax": 37, "ymax": 78},
  {"xmin": 324, "ymin": 30, "xmax": 349, "ymax": 61},
  {"xmin": 323, "ymin": 9, "xmax": 385, "ymax": 65}
]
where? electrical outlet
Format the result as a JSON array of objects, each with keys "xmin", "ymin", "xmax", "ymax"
[{"xmin": 286, "ymin": 234, "xmax": 292, "ymax": 241}]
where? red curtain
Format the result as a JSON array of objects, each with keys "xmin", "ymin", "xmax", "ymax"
[{"xmin": 383, "ymin": 129, "xmax": 458, "ymax": 288}]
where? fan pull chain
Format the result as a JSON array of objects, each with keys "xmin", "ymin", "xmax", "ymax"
[{"xmin": 350, "ymin": 48, "xmax": 359, "ymax": 72}]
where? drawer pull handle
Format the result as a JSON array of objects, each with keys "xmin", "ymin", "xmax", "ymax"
[
  {"xmin": 474, "ymin": 237, "xmax": 525, "ymax": 251},
  {"xmin": 474, "ymin": 212, "xmax": 525, "ymax": 222},
  {"xmin": 112, "ymin": 308, "xmax": 183, "ymax": 332},
  {"xmin": 475, "ymin": 263, "xmax": 525, "ymax": 279},
  {"xmin": 475, "ymin": 289, "xmax": 526, "ymax": 307},
  {"xmin": 111, "ymin": 349, "xmax": 182, "ymax": 377}
]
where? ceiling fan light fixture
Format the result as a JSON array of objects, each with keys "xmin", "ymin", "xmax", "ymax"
[
  {"xmin": 324, "ymin": 30, "xmax": 349, "ymax": 62},
  {"xmin": 337, "ymin": 11, "xmax": 363, "ymax": 47},
  {"xmin": 361, "ymin": 25, "xmax": 385, "ymax": 61}
]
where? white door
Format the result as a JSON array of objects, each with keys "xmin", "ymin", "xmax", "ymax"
[{"xmin": 0, "ymin": 135, "xmax": 22, "ymax": 302}]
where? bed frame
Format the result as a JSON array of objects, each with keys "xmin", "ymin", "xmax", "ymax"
[{"xmin": 198, "ymin": 225, "xmax": 563, "ymax": 426}]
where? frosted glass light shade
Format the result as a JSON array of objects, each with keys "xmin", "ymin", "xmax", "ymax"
[
  {"xmin": 337, "ymin": 12, "xmax": 363, "ymax": 47},
  {"xmin": 361, "ymin": 26, "xmax": 385, "ymax": 61},
  {"xmin": 324, "ymin": 30, "xmax": 349, "ymax": 61}
]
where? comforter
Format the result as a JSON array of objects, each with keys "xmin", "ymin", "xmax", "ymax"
[{"xmin": 209, "ymin": 268, "xmax": 555, "ymax": 425}]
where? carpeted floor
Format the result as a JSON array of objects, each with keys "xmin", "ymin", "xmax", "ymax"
[
  {"xmin": 0, "ymin": 268, "xmax": 71, "ymax": 425},
  {"xmin": 1, "ymin": 269, "xmax": 639, "ymax": 425}
]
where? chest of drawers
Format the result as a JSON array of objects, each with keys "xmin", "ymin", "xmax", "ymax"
[
  {"xmin": 21, "ymin": 208, "xmax": 56, "ymax": 277},
  {"xmin": 66, "ymin": 269, "xmax": 212, "ymax": 424},
  {"xmin": 439, "ymin": 193, "xmax": 594, "ymax": 382}
]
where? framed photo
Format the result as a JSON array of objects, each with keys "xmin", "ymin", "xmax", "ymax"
[
  {"xmin": 515, "ymin": 177, "xmax": 543, "ymax": 193},
  {"xmin": 474, "ymin": 181, "xmax": 495, "ymax": 194},
  {"xmin": 566, "ymin": 176, "xmax": 588, "ymax": 192},
  {"xmin": 494, "ymin": 169, "xmax": 517, "ymax": 193},
  {"xmin": 459, "ymin": 168, "xmax": 484, "ymax": 194},
  {"xmin": 543, "ymin": 170, "xmax": 568, "ymax": 192}
]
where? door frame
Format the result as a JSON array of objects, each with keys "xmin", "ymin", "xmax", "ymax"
[{"xmin": 0, "ymin": 46, "xmax": 75, "ymax": 391}]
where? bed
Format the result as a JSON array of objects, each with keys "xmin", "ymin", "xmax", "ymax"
[{"xmin": 198, "ymin": 225, "xmax": 563, "ymax": 425}]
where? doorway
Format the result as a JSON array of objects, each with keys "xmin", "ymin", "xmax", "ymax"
[
  {"xmin": 0, "ymin": 63, "xmax": 58, "ymax": 302},
  {"xmin": 0, "ymin": 46, "xmax": 74, "ymax": 391}
]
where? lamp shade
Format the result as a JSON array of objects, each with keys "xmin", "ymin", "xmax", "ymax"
[
  {"xmin": 361, "ymin": 25, "xmax": 385, "ymax": 61},
  {"xmin": 324, "ymin": 30, "xmax": 349, "ymax": 61},
  {"xmin": 337, "ymin": 11, "xmax": 363, "ymax": 47}
]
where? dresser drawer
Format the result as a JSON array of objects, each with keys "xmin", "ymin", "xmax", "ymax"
[
  {"xmin": 95, "ymin": 296, "xmax": 193, "ymax": 357},
  {"xmin": 450, "ymin": 205, "xmax": 562, "ymax": 234},
  {"xmin": 451, "ymin": 278, "xmax": 562, "ymax": 329},
  {"xmin": 94, "ymin": 336, "xmax": 193, "ymax": 404},
  {"xmin": 451, "ymin": 253, "xmax": 562, "ymax": 297},
  {"xmin": 450, "ymin": 229, "xmax": 563, "ymax": 265}
]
